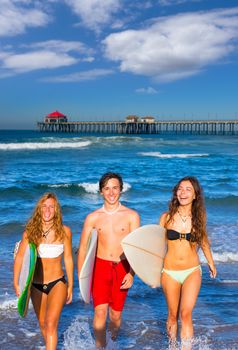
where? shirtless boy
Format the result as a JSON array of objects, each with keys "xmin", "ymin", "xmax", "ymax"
[{"xmin": 77, "ymin": 172, "xmax": 140, "ymax": 348}]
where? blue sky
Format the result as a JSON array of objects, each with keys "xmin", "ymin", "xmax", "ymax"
[{"xmin": 0, "ymin": 0, "xmax": 238, "ymax": 129}]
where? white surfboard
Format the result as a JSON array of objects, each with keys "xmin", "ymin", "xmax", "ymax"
[
  {"xmin": 79, "ymin": 229, "xmax": 98, "ymax": 303},
  {"xmin": 121, "ymin": 224, "xmax": 166, "ymax": 288},
  {"xmin": 17, "ymin": 243, "xmax": 37, "ymax": 317}
]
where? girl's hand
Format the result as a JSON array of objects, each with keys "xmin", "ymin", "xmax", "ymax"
[
  {"xmin": 66, "ymin": 287, "xmax": 73, "ymax": 304},
  {"xmin": 14, "ymin": 284, "xmax": 20, "ymax": 297},
  {"xmin": 208, "ymin": 263, "xmax": 217, "ymax": 278}
]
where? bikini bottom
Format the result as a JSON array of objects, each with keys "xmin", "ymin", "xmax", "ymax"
[
  {"xmin": 32, "ymin": 275, "xmax": 66, "ymax": 295},
  {"xmin": 162, "ymin": 265, "xmax": 202, "ymax": 284}
]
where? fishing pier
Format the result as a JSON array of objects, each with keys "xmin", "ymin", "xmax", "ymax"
[{"xmin": 37, "ymin": 120, "xmax": 238, "ymax": 135}]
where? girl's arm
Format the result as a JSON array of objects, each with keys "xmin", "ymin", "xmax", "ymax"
[
  {"xmin": 159, "ymin": 212, "xmax": 168, "ymax": 228},
  {"xmin": 13, "ymin": 231, "xmax": 29, "ymax": 297},
  {"xmin": 201, "ymin": 239, "xmax": 217, "ymax": 278},
  {"xmin": 63, "ymin": 226, "xmax": 74, "ymax": 304}
]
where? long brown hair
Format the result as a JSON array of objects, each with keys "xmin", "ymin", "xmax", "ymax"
[
  {"xmin": 166, "ymin": 176, "xmax": 208, "ymax": 245},
  {"xmin": 25, "ymin": 192, "xmax": 65, "ymax": 246}
]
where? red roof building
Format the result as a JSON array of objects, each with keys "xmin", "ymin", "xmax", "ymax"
[{"xmin": 44, "ymin": 110, "xmax": 68, "ymax": 123}]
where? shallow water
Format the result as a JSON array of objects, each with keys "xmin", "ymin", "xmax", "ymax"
[{"xmin": 0, "ymin": 130, "xmax": 238, "ymax": 349}]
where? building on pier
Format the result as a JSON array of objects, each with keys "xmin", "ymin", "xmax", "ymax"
[
  {"xmin": 125, "ymin": 115, "xmax": 139, "ymax": 123},
  {"xmin": 44, "ymin": 110, "xmax": 68, "ymax": 123},
  {"xmin": 140, "ymin": 116, "xmax": 155, "ymax": 123},
  {"xmin": 125, "ymin": 115, "xmax": 155, "ymax": 123}
]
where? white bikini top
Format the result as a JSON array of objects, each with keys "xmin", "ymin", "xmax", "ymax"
[{"xmin": 37, "ymin": 243, "xmax": 64, "ymax": 258}]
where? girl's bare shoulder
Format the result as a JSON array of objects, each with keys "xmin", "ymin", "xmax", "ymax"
[
  {"xmin": 159, "ymin": 212, "xmax": 169, "ymax": 227},
  {"xmin": 63, "ymin": 225, "xmax": 72, "ymax": 238}
]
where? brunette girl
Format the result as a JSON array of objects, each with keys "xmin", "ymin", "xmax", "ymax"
[{"xmin": 159, "ymin": 177, "xmax": 216, "ymax": 348}]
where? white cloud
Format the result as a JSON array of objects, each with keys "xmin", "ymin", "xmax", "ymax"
[
  {"xmin": 0, "ymin": 40, "xmax": 94, "ymax": 74},
  {"xmin": 3, "ymin": 51, "xmax": 77, "ymax": 72},
  {"xmin": 64, "ymin": 0, "xmax": 121, "ymax": 32},
  {"xmin": 0, "ymin": 0, "xmax": 50, "ymax": 36},
  {"xmin": 103, "ymin": 7, "xmax": 238, "ymax": 82},
  {"xmin": 24, "ymin": 40, "xmax": 95, "ymax": 56},
  {"xmin": 41, "ymin": 68, "xmax": 114, "ymax": 82},
  {"xmin": 159, "ymin": 0, "xmax": 190, "ymax": 6},
  {"xmin": 135, "ymin": 87, "xmax": 158, "ymax": 94}
]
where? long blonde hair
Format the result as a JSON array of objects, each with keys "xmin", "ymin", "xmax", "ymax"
[{"xmin": 25, "ymin": 192, "xmax": 65, "ymax": 246}]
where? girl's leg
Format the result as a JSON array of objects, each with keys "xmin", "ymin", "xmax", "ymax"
[
  {"xmin": 179, "ymin": 268, "xmax": 202, "ymax": 349},
  {"xmin": 161, "ymin": 272, "xmax": 182, "ymax": 341},
  {"xmin": 31, "ymin": 285, "xmax": 48, "ymax": 341},
  {"xmin": 44, "ymin": 281, "xmax": 67, "ymax": 350}
]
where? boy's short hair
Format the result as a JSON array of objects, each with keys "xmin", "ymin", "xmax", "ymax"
[{"xmin": 99, "ymin": 172, "xmax": 123, "ymax": 192}]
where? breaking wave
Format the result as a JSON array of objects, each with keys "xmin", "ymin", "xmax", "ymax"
[
  {"xmin": 0, "ymin": 141, "xmax": 91, "ymax": 151},
  {"xmin": 139, "ymin": 152, "xmax": 209, "ymax": 158}
]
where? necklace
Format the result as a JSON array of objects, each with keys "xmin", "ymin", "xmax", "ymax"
[
  {"xmin": 177, "ymin": 210, "xmax": 191, "ymax": 228},
  {"xmin": 42, "ymin": 224, "xmax": 54, "ymax": 239},
  {"xmin": 102, "ymin": 202, "xmax": 121, "ymax": 215}
]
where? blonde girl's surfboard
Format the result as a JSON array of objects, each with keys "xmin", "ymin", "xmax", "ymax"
[
  {"xmin": 17, "ymin": 243, "xmax": 37, "ymax": 317},
  {"xmin": 79, "ymin": 229, "xmax": 98, "ymax": 303},
  {"xmin": 121, "ymin": 224, "xmax": 166, "ymax": 288}
]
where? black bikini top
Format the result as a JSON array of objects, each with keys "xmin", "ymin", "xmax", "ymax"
[{"xmin": 167, "ymin": 229, "xmax": 196, "ymax": 242}]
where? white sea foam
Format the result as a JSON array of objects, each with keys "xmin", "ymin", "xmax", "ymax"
[
  {"xmin": 63, "ymin": 318, "xmax": 95, "ymax": 350},
  {"xmin": 18, "ymin": 328, "xmax": 37, "ymax": 338},
  {"xmin": 0, "ymin": 298, "xmax": 17, "ymax": 310},
  {"xmin": 50, "ymin": 182, "xmax": 131, "ymax": 194},
  {"xmin": 0, "ymin": 297, "xmax": 34, "ymax": 311},
  {"xmin": 0, "ymin": 141, "xmax": 91, "ymax": 150},
  {"xmin": 50, "ymin": 183, "xmax": 74, "ymax": 188},
  {"xmin": 80, "ymin": 182, "xmax": 101, "ymax": 194},
  {"xmin": 199, "ymin": 251, "xmax": 238, "ymax": 263},
  {"xmin": 166, "ymin": 336, "xmax": 212, "ymax": 350},
  {"xmin": 219, "ymin": 279, "xmax": 238, "ymax": 284},
  {"xmin": 63, "ymin": 318, "xmax": 118, "ymax": 350},
  {"xmin": 95, "ymin": 136, "xmax": 144, "ymax": 142},
  {"xmin": 6, "ymin": 333, "xmax": 15, "ymax": 339},
  {"xmin": 139, "ymin": 152, "xmax": 209, "ymax": 158},
  {"xmin": 213, "ymin": 252, "xmax": 238, "ymax": 263}
]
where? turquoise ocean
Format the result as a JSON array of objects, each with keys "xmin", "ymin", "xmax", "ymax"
[{"xmin": 0, "ymin": 130, "xmax": 237, "ymax": 349}]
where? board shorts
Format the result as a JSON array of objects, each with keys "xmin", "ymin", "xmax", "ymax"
[{"xmin": 92, "ymin": 257, "xmax": 130, "ymax": 311}]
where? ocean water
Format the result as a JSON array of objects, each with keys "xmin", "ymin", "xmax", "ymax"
[{"xmin": 0, "ymin": 130, "xmax": 237, "ymax": 350}]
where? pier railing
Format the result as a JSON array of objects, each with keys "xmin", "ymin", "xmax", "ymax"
[{"xmin": 37, "ymin": 120, "xmax": 238, "ymax": 135}]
